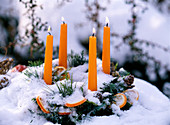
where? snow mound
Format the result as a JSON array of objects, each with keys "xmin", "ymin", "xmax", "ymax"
[
  {"xmin": 0, "ymin": 59, "xmax": 169, "ymax": 125},
  {"xmin": 81, "ymin": 78, "xmax": 170, "ymax": 125}
]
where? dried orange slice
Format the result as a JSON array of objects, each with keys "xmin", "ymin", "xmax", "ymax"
[
  {"xmin": 65, "ymin": 97, "xmax": 87, "ymax": 107},
  {"xmin": 53, "ymin": 66, "xmax": 70, "ymax": 80},
  {"xmin": 36, "ymin": 96, "xmax": 50, "ymax": 114},
  {"xmin": 58, "ymin": 112, "xmax": 71, "ymax": 115},
  {"xmin": 113, "ymin": 93, "xmax": 127, "ymax": 108},
  {"xmin": 58, "ymin": 108, "xmax": 71, "ymax": 115},
  {"xmin": 123, "ymin": 89, "xmax": 139, "ymax": 104}
]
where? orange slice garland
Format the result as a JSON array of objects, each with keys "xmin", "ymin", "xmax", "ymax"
[
  {"xmin": 113, "ymin": 93, "xmax": 127, "ymax": 108},
  {"xmin": 53, "ymin": 66, "xmax": 70, "ymax": 80},
  {"xmin": 36, "ymin": 96, "xmax": 50, "ymax": 114},
  {"xmin": 65, "ymin": 97, "xmax": 87, "ymax": 107},
  {"xmin": 123, "ymin": 89, "xmax": 139, "ymax": 104}
]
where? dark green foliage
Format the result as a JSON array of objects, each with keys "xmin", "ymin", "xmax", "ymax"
[
  {"xmin": 56, "ymin": 78, "xmax": 75, "ymax": 97},
  {"xmin": 100, "ymin": 77, "xmax": 130, "ymax": 95},
  {"xmin": 101, "ymin": 81, "xmax": 117, "ymax": 95},
  {"xmin": 68, "ymin": 50, "xmax": 88, "ymax": 67},
  {"xmin": 35, "ymin": 100, "xmax": 112, "ymax": 125},
  {"xmin": 24, "ymin": 69, "xmax": 40, "ymax": 79},
  {"xmin": 100, "ymin": 69, "xmax": 135, "ymax": 110},
  {"xmin": 119, "ymin": 70, "xmax": 130, "ymax": 77},
  {"xmin": 32, "ymin": 98, "xmax": 36, "ymax": 102},
  {"xmin": 37, "ymin": 111, "xmax": 75, "ymax": 125},
  {"xmin": 28, "ymin": 60, "xmax": 43, "ymax": 67},
  {"xmin": 32, "ymin": 67, "xmax": 134, "ymax": 124},
  {"xmin": 100, "ymin": 80, "xmax": 133, "ymax": 110},
  {"xmin": 81, "ymin": 101, "xmax": 112, "ymax": 116},
  {"xmin": 121, "ymin": 102, "xmax": 132, "ymax": 111},
  {"xmin": 53, "ymin": 70, "xmax": 70, "ymax": 83},
  {"xmin": 75, "ymin": 101, "xmax": 98, "ymax": 117}
]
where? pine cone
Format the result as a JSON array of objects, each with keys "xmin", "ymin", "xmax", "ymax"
[
  {"xmin": 0, "ymin": 58, "xmax": 14, "ymax": 75},
  {"xmin": 124, "ymin": 75, "xmax": 134, "ymax": 86},
  {"xmin": 0, "ymin": 75, "xmax": 10, "ymax": 89},
  {"xmin": 95, "ymin": 93, "xmax": 103, "ymax": 102}
]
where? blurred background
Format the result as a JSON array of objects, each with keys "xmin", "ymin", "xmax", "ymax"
[{"xmin": 0, "ymin": 0, "xmax": 170, "ymax": 97}]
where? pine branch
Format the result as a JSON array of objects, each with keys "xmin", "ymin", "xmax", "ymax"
[
  {"xmin": 24, "ymin": 68, "xmax": 41, "ymax": 79},
  {"xmin": 68, "ymin": 50, "xmax": 88, "ymax": 67},
  {"xmin": 28, "ymin": 60, "xmax": 43, "ymax": 67},
  {"xmin": 56, "ymin": 77, "xmax": 75, "ymax": 97}
]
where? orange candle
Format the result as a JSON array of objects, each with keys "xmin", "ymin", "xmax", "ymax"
[
  {"xmin": 59, "ymin": 17, "xmax": 67, "ymax": 68},
  {"xmin": 44, "ymin": 26, "xmax": 53, "ymax": 85},
  {"xmin": 102, "ymin": 17, "xmax": 110, "ymax": 74},
  {"xmin": 88, "ymin": 28, "xmax": 97, "ymax": 91}
]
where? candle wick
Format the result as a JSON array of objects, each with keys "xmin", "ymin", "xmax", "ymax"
[
  {"xmin": 106, "ymin": 23, "xmax": 108, "ymax": 27},
  {"xmin": 63, "ymin": 21, "xmax": 65, "ymax": 24},
  {"xmin": 92, "ymin": 33, "xmax": 95, "ymax": 37},
  {"xmin": 48, "ymin": 32, "xmax": 51, "ymax": 35}
]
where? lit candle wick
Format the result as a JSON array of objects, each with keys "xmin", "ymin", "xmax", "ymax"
[
  {"xmin": 92, "ymin": 28, "xmax": 96, "ymax": 36},
  {"xmin": 61, "ymin": 17, "xmax": 65, "ymax": 24},
  {"xmin": 105, "ymin": 16, "xmax": 109, "ymax": 27},
  {"xmin": 48, "ymin": 26, "xmax": 51, "ymax": 35}
]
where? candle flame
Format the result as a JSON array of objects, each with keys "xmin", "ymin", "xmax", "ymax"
[
  {"xmin": 61, "ymin": 17, "xmax": 65, "ymax": 22},
  {"xmin": 105, "ymin": 16, "xmax": 109, "ymax": 25},
  {"xmin": 48, "ymin": 26, "xmax": 51, "ymax": 32},
  {"xmin": 92, "ymin": 28, "xmax": 96, "ymax": 34}
]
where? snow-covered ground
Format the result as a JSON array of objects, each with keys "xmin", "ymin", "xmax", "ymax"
[
  {"xmin": 82, "ymin": 78, "xmax": 170, "ymax": 125},
  {"xmin": 0, "ymin": 59, "xmax": 169, "ymax": 125}
]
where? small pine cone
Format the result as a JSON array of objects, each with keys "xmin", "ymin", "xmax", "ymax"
[
  {"xmin": 124, "ymin": 75, "xmax": 134, "ymax": 85},
  {"xmin": 0, "ymin": 75, "xmax": 10, "ymax": 89},
  {"xmin": 95, "ymin": 93, "xmax": 103, "ymax": 102},
  {"xmin": 0, "ymin": 58, "xmax": 14, "ymax": 75}
]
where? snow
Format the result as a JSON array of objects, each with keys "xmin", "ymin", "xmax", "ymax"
[
  {"xmin": 0, "ymin": 0, "xmax": 170, "ymax": 124},
  {"xmin": 0, "ymin": 59, "xmax": 169, "ymax": 125},
  {"xmin": 1, "ymin": 0, "xmax": 170, "ymax": 95},
  {"xmin": 81, "ymin": 78, "xmax": 170, "ymax": 125},
  {"xmin": 85, "ymin": 90, "xmax": 101, "ymax": 105},
  {"xmin": 163, "ymin": 82, "xmax": 170, "ymax": 98},
  {"xmin": 65, "ymin": 90, "xmax": 85, "ymax": 104}
]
